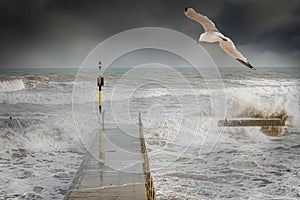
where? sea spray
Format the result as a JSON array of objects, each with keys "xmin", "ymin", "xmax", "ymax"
[
  {"xmin": 0, "ymin": 67, "xmax": 299, "ymax": 199},
  {"xmin": 0, "ymin": 79, "xmax": 25, "ymax": 92},
  {"xmin": 225, "ymin": 86, "xmax": 299, "ymax": 127}
]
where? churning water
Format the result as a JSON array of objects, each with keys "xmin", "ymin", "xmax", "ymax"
[{"xmin": 0, "ymin": 66, "xmax": 299, "ymax": 199}]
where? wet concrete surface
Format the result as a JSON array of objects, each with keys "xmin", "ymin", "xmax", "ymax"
[{"xmin": 64, "ymin": 124, "xmax": 147, "ymax": 200}]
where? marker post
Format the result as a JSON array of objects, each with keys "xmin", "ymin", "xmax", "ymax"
[
  {"xmin": 97, "ymin": 61, "xmax": 104, "ymax": 113},
  {"xmin": 98, "ymin": 61, "xmax": 104, "ymax": 167}
]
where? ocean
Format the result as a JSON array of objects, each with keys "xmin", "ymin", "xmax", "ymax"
[{"xmin": 0, "ymin": 66, "xmax": 299, "ymax": 199}]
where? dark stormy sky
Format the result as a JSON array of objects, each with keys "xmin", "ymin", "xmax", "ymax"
[{"xmin": 0, "ymin": 0, "xmax": 299, "ymax": 68}]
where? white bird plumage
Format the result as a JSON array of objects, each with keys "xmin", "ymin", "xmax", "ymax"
[{"xmin": 184, "ymin": 7, "xmax": 255, "ymax": 70}]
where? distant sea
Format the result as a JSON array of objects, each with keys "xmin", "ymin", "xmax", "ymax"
[{"xmin": 0, "ymin": 66, "xmax": 299, "ymax": 199}]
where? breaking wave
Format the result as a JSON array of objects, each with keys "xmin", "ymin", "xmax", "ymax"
[
  {"xmin": 109, "ymin": 84, "xmax": 299, "ymax": 99},
  {"xmin": 225, "ymin": 86, "xmax": 299, "ymax": 126},
  {"xmin": 0, "ymin": 114, "xmax": 98, "ymax": 153},
  {"xmin": 0, "ymin": 92, "xmax": 94, "ymax": 105},
  {"xmin": 0, "ymin": 79, "xmax": 25, "ymax": 92},
  {"xmin": 0, "ymin": 92, "xmax": 70, "ymax": 104}
]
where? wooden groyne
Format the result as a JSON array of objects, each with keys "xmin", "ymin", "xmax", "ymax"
[
  {"xmin": 218, "ymin": 117, "xmax": 288, "ymax": 136},
  {"xmin": 218, "ymin": 118, "xmax": 286, "ymax": 127}
]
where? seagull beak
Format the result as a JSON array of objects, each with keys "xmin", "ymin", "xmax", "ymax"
[{"xmin": 196, "ymin": 40, "xmax": 200, "ymax": 44}]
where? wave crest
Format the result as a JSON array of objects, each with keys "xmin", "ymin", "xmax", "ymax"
[{"xmin": 0, "ymin": 79, "xmax": 25, "ymax": 92}]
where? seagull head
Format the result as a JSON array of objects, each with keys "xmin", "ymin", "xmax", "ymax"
[{"xmin": 196, "ymin": 35, "xmax": 204, "ymax": 44}]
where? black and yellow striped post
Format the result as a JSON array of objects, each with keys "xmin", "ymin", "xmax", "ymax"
[
  {"xmin": 97, "ymin": 66, "xmax": 104, "ymax": 113},
  {"xmin": 98, "ymin": 62, "xmax": 104, "ymax": 181}
]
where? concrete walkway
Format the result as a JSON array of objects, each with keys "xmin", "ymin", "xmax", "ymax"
[{"xmin": 64, "ymin": 124, "xmax": 148, "ymax": 200}]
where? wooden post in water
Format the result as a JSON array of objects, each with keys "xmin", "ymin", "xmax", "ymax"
[
  {"xmin": 139, "ymin": 112, "xmax": 156, "ymax": 200},
  {"xmin": 218, "ymin": 118, "xmax": 286, "ymax": 127},
  {"xmin": 218, "ymin": 118, "xmax": 287, "ymax": 136}
]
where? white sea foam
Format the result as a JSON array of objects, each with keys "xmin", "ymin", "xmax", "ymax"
[
  {"xmin": 1, "ymin": 68, "xmax": 300, "ymax": 199},
  {"xmin": 227, "ymin": 78, "xmax": 299, "ymax": 87},
  {"xmin": 0, "ymin": 92, "xmax": 95, "ymax": 105},
  {"xmin": 224, "ymin": 86, "xmax": 300, "ymax": 129},
  {"xmin": 0, "ymin": 111, "xmax": 98, "ymax": 153},
  {"xmin": 106, "ymin": 84, "xmax": 299, "ymax": 100},
  {"xmin": 0, "ymin": 79, "xmax": 25, "ymax": 92}
]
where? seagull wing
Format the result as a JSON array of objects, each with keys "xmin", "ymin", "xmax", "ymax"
[
  {"xmin": 219, "ymin": 38, "xmax": 255, "ymax": 70},
  {"xmin": 184, "ymin": 8, "xmax": 219, "ymax": 32}
]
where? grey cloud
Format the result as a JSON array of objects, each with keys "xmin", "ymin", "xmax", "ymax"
[{"xmin": 0, "ymin": 0, "xmax": 299, "ymax": 68}]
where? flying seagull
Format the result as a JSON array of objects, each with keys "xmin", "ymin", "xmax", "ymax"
[{"xmin": 184, "ymin": 7, "xmax": 255, "ymax": 70}]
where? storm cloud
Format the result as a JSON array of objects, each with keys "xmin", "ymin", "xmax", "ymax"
[{"xmin": 0, "ymin": 0, "xmax": 299, "ymax": 68}]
